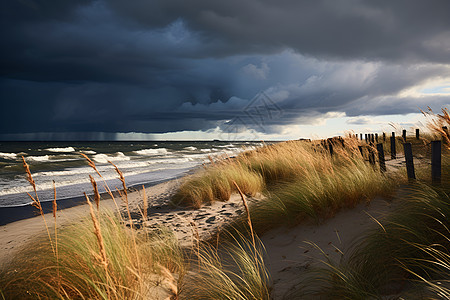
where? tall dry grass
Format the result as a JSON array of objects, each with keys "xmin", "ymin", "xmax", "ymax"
[
  {"xmin": 0, "ymin": 211, "xmax": 185, "ymax": 299},
  {"xmin": 291, "ymin": 158, "xmax": 449, "ymax": 299},
  {"xmin": 183, "ymin": 232, "xmax": 271, "ymax": 300},
  {"xmin": 176, "ymin": 138, "xmax": 401, "ymax": 234},
  {"xmin": 422, "ymin": 107, "xmax": 450, "ymax": 148},
  {"xmin": 0, "ymin": 156, "xmax": 185, "ymax": 299}
]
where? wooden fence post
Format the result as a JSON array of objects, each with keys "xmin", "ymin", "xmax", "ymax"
[
  {"xmin": 368, "ymin": 147, "xmax": 375, "ymax": 165},
  {"xmin": 402, "ymin": 129, "xmax": 407, "ymax": 142},
  {"xmin": 431, "ymin": 140, "xmax": 441, "ymax": 184},
  {"xmin": 390, "ymin": 136, "xmax": 396, "ymax": 159},
  {"xmin": 365, "ymin": 134, "xmax": 368, "ymax": 143},
  {"xmin": 403, "ymin": 143, "xmax": 415, "ymax": 180},
  {"xmin": 360, "ymin": 133, "xmax": 363, "ymax": 140},
  {"xmin": 375, "ymin": 133, "xmax": 378, "ymax": 143},
  {"xmin": 328, "ymin": 140, "xmax": 334, "ymax": 156},
  {"xmin": 383, "ymin": 132, "xmax": 386, "ymax": 141},
  {"xmin": 416, "ymin": 129, "xmax": 419, "ymax": 140},
  {"xmin": 376, "ymin": 143, "xmax": 386, "ymax": 172},
  {"xmin": 358, "ymin": 145, "xmax": 363, "ymax": 157}
]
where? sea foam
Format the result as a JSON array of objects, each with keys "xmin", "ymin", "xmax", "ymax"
[
  {"xmin": 0, "ymin": 152, "xmax": 17, "ymax": 159},
  {"xmin": 93, "ymin": 152, "xmax": 130, "ymax": 163},
  {"xmin": 134, "ymin": 148, "xmax": 170, "ymax": 156},
  {"xmin": 46, "ymin": 147, "xmax": 76, "ymax": 153}
]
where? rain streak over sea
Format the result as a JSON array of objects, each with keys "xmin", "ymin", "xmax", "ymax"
[{"xmin": 0, "ymin": 141, "xmax": 262, "ymax": 207}]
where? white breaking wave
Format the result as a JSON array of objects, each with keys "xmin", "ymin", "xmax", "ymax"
[
  {"xmin": 134, "ymin": 148, "xmax": 170, "ymax": 156},
  {"xmin": 46, "ymin": 147, "xmax": 76, "ymax": 153},
  {"xmin": 27, "ymin": 155, "xmax": 50, "ymax": 162},
  {"xmin": 93, "ymin": 152, "xmax": 130, "ymax": 163},
  {"xmin": 81, "ymin": 150, "xmax": 96, "ymax": 154},
  {"xmin": 200, "ymin": 149, "xmax": 212, "ymax": 152},
  {"xmin": 0, "ymin": 152, "xmax": 17, "ymax": 159},
  {"xmin": 217, "ymin": 144, "xmax": 235, "ymax": 148},
  {"xmin": 183, "ymin": 146, "xmax": 197, "ymax": 151}
]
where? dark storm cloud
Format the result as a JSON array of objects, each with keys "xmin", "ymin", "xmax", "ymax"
[
  {"xmin": 107, "ymin": 0, "xmax": 450, "ymax": 63},
  {"xmin": 1, "ymin": 0, "xmax": 450, "ymax": 139}
]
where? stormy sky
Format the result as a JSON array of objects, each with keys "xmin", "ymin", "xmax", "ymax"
[{"xmin": 1, "ymin": 0, "xmax": 450, "ymax": 140}]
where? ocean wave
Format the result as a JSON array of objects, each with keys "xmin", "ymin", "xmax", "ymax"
[
  {"xmin": 81, "ymin": 150, "xmax": 96, "ymax": 154},
  {"xmin": 200, "ymin": 149, "xmax": 212, "ymax": 152},
  {"xmin": 134, "ymin": 148, "xmax": 170, "ymax": 156},
  {"xmin": 217, "ymin": 144, "xmax": 235, "ymax": 148},
  {"xmin": 93, "ymin": 152, "xmax": 130, "ymax": 164},
  {"xmin": 0, "ymin": 152, "xmax": 17, "ymax": 159},
  {"xmin": 46, "ymin": 147, "xmax": 76, "ymax": 153},
  {"xmin": 27, "ymin": 155, "xmax": 50, "ymax": 162},
  {"xmin": 183, "ymin": 146, "xmax": 197, "ymax": 151}
]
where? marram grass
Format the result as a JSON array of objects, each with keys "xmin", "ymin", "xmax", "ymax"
[
  {"xmin": 0, "ymin": 211, "xmax": 185, "ymax": 299},
  {"xmin": 291, "ymin": 182, "xmax": 450, "ymax": 299},
  {"xmin": 182, "ymin": 231, "xmax": 271, "ymax": 300},
  {"xmin": 173, "ymin": 138, "xmax": 401, "ymax": 212}
]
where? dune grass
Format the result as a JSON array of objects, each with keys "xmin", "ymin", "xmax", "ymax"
[
  {"xmin": 175, "ymin": 137, "xmax": 402, "ymax": 235},
  {"xmin": 290, "ymin": 155, "xmax": 449, "ymax": 299},
  {"xmin": 247, "ymin": 156, "xmax": 398, "ymax": 233},
  {"xmin": 0, "ymin": 211, "xmax": 185, "ymax": 299},
  {"xmin": 182, "ymin": 231, "xmax": 271, "ymax": 300},
  {"xmin": 172, "ymin": 162, "xmax": 264, "ymax": 208}
]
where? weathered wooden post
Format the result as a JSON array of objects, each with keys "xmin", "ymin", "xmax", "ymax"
[
  {"xmin": 376, "ymin": 143, "xmax": 386, "ymax": 172},
  {"xmin": 431, "ymin": 140, "xmax": 441, "ymax": 184},
  {"xmin": 360, "ymin": 133, "xmax": 363, "ymax": 140},
  {"xmin": 365, "ymin": 134, "xmax": 368, "ymax": 143},
  {"xmin": 368, "ymin": 147, "xmax": 375, "ymax": 165},
  {"xmin": 403, "ymin": 143, "xmax": 415, "ymax": 180},
  {"xmin": 402, "ymin": 129, "xmax": 407, "ymax": 142},
  {"xmin": 358, "ymin": 145, "xmax": 363, "ymax": 157},
  {"xmin": 416, "ymin": 129, "xmax": 420, "ymax": 140},
  {"xmin": 383, "ymin": 132, "xmax": 386, "ymax": 141},
  {"xmin": 328, "ymin": 140, "xmax": 334, "ymax": 156},
  {"xmin": 375, "ymin": 133, "xmax": 378, "ymax": 143},
  {"xmin": 390, "ymin": 135, "xmax": 396, "ymax": 159}
]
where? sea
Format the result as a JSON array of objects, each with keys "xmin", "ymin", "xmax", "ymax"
[{"xmin": 0, "ymin": 141, "xmax": 262, "ymax": 208}]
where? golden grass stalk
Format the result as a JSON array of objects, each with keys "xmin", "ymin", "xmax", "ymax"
[
  {"xmin": 52, "ymin": 180, "xmax": 61, "ymax": 291},
  {"xmin": 80, "ymin": 153, "xmax": 101, "ymax": 177},
  {"xmin": 80, "ymin": 153, "xmax": 121, "ymax": 214},
  {"xmin": 108, "ymin": 161, "xmax": 132, "ymax": 227},
  {"xmin": 233, "ymin": 181, "xmax": 255, "ymax": 249},
  {"xmin": 158, "ymin": 264, "xmax": 179, "ymax": 298},
  {"xmin": 141, "ymin": 185, "xmax": 148, "ymax": 220},
  {"xmin": 108, "ymin": 161, "xmax": 142, "ymax": 276},
  {"xmin": 22, "ymin": 156, "xmax": 55, "ymax": 255},
  {"xmin": 89, "ymin": 175, "xmax": 101, "ymax": 210},
  {"xmin": 190, "ymin": 221, "xmax": 201, "ymax": 258},
  {"xmin": 208, "ymin": 155, "xmax": 215, "ymax": 166},
  {"xmin": 422, "ymin": 107, "xmax": 450, "ymax": 148},
  {"xmin": 85, "ymin": 193, "xmax": 108, "ymax": 271}
]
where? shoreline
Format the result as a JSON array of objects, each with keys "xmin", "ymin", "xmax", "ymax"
[
  {"xmin": 0, "ymin": 172, "xmax": 193, "ymax": 226},
  {"xmin": 0, "ymin": 177, "xmax": 183, "ymax": 266}
]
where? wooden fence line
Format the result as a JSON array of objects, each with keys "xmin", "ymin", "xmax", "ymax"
[{"xmin": 354, "ymin": 133, "xmax": 443, "ymax": 184}]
